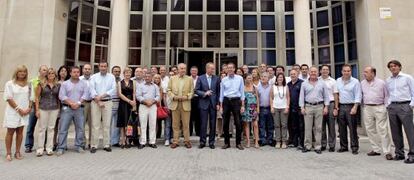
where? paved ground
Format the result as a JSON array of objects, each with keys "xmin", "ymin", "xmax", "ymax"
[{"xmin": 0, "ymin": 136, "xmax": 413, "ymax": 180}]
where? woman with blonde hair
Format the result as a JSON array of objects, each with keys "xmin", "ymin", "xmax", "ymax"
[
  {"xmin": 241, "ymin": 74, "xmax": 260, "ymax": 148},
  {"xmin": 117, "ymin": 67, "xmax": 136, "ymax": 148},
  {"xmin": 3, "ymin": 65, "xmax": 32, "ymax": 161},
  {"xmin": 34, "ymin": 68, "xmax": 60, "ymax": 156},
  {"xmin": 251, "ymin": 68, "xmax": 261, "ymax": 87}
]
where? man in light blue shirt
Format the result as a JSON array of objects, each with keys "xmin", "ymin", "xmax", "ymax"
[
  {"xmin": 136, "ymin": 72, "xmax": 160, "ymax": 149},
  {"xmin": 385, "ymin": 60, "xmax": 414, "ymax": 164},
  {"xmin": 219, "ymin": 63, "xmax": 245, "ymax": 150},
  {"xmin": 334, "ymin": 64, "xmax": 362, "ymax": 155},
  {"xmin": 89, "ymin": 62, "xmax": 116, "ymax": 153},
  {"xmin": 299, "ymin": 67, "xmax": 330, "ymax": 154}
]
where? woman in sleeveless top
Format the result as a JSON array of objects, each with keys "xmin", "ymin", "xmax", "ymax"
[
  {"xmin": 271, "ymin": 73, "xmax": 290, "ymax": 149},
  {"xmin": 117, "ymin": 67, "xmax": 136, "ymax": 149},
  {"xmin": 35, "ymin": 68, "xmax": 60, "ymax": 156},
  {"xmin": 241, "ymin": 74, "xmax": 260, "ymax": 148}
]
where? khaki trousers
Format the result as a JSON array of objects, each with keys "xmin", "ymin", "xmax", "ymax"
[
  {"xmin": 172, "ymin": 103, "xmax": 190, "ymax": 144},
  {"xmin": 304, "ymin": 104, "xmax": 323, "ymax": 150},
  {"xmin": 83, "ymin": 102, "xmax": 92, "ymax": 145},
  {"xmin": 363, "ymin": 105, "xmax": 391, "ymax": 154},
  {"xmin": 91, "ymin": 101, "xmax": 112, "ymax": 148},
  {"xmin": 36, "ymin": 109, "xmax": 59, "ymax": 153}
]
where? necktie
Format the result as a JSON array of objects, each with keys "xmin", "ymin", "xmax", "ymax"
[{"xmin": 207, "ymin": 76, "xmax": 211, "ymax": 89}]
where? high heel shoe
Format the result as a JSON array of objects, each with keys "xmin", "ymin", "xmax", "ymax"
[
  {"xmin": 6, "ymin": 154, "xmax": 12, "ymax": 161},
  {"xmin": 246, "ymin": 140, "xmax": 251, "ymax": 148},
  {"xmin": 255, "ymin": 143, "xmax": 259, "ymax": 149},
  {"xmin": 14, "ymin": 152, "xmax": 23, "ymax": 160}
]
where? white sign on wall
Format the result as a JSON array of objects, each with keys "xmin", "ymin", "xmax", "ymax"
[{"xmin": 380, "ymin": 7, "xmax": 392, "ymax": 19}]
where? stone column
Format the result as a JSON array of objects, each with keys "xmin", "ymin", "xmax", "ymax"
[
  {"xmin": 293, "ymin": 0, "xmax": 312, "ymax": 66},
  {"xmin": 109, "ymin": 0, "xmax": 129, "ymax": 69}
]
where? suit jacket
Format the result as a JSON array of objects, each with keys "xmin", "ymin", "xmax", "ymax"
[
  {"xmin": 195, "ymin": 74, "xmax": 221, "ymax": 110},
  {"xmin": 167, "ymin": 75, "xmax": 194, "ymax": 111}
]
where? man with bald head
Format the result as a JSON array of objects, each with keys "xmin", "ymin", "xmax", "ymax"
[
  {"xmin": 168, "ymin": 63, "xmax": 194, "ymax": 149},
  {"xmin": 287, "ymin": 69, "xmax": 305, "ymax": 149},
  {"xmin": 361, "ymin": 66, "xmax": 392, "ymax": 160},
  {"xmin": 80, "ymin": 64, "xmax": 93, "ymax": 148}
]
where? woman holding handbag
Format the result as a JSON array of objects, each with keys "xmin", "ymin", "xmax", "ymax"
[
  {"xmin": 117, "ymin": 67, "xmax": 136, "ymax": 149},
  {"xmin": 153, "ymin": 74, "xmax": 171, "ymax": 146}
]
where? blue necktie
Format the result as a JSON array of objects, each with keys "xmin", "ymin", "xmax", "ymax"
[{"xmin": 207, "ymin": 76, "xmax": 211, "ymax": 89}]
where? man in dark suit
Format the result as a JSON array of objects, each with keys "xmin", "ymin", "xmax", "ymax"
[{"xmin": 195, "ymin": 62, "xmax": 221, "ymax": 149}]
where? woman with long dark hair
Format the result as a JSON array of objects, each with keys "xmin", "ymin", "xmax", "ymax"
[{"xmin": 271, "ymin": 73, "xmax": 290, "ymax": 149}]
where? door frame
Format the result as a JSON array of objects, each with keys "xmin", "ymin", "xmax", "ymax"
[{"xmin": 214, "ymin": 50, "xmax": 241, "ymax": 74}]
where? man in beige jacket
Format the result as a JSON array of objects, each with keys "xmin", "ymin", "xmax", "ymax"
[{"xmin": 168, "ymin": 63, "xmax": 194, "ymax": 148}]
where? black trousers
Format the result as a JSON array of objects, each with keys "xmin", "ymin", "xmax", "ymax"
[
  {"xmin": 199, "ymin": 104, "xmax": 217, "ymax": 145},
  {"xmin": 321, "ymin": 102, "xmax": 336, "ymax": 148},
  {"xmin": 338, "ymin": 104, "xmax": 359, "ymax": 151},
  {"xmin": 190, "ymin": 97, "xmax": 200, "ymax": 136},
  {"xmin": 388, "ymin": 103, "xmax": 414, "ymax": 157},
  {"xmin": 288, "ymin": 109, "xmax": 304, "ymax": 147},
  {"xmin": 223, "ymin": 97, "xmax": 242, "ymax": 145}
]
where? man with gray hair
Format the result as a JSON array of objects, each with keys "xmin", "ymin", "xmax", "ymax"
[
  {"xmin": 258, "ymin": 72, "xmax": 275, "ymax": 146},
  {"xmin": 168, "ymin": 63, "xmax": 194, "ymax": 148},
  {"xmin": 136, "ymin": 72, "xmax": 160, "ymax": 149}
]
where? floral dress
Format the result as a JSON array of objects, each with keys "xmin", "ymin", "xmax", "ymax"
[{"xmin": 241, "ymin": 87, "xmax": 258, "ymax": 122}]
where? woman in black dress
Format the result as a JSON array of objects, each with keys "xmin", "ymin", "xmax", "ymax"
[{"xmin": 117, "ymin": 67, "xmax": 136, "ymax": 148}]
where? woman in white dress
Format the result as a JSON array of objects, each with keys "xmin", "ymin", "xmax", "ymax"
[{"xmin": 3, "ymin": 65, "xmax": 32, "ymax": 161}]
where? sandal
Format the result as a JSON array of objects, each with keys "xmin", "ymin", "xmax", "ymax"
[
  {"xmin": 14, "ymin": 152, "xmax": 23, "ymax": 160},
  {"xmin": 6, "ymin": 154, "xmax": 12, "ymax": 161}
]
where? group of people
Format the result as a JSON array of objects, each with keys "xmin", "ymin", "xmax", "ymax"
[{"xmin": 3, "ymin": 60, "xmax": 414, "ymax": 164}]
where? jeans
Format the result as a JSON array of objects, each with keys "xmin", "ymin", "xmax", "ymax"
[
  {"xmin": 258, "ymin": 107, "xmax": 274, "ymax": 144},
  {"xmin": 163, "ymin": 115, "xmax": 172, "ymax": 141},
  {"xmin": 25, "ymin": 108, "xmax": 37, "ymax": 149},
  {"xmin": 111, "ymin": 109, "xmax": 120, "ymax": 145},
  {"xmin": 57, "ymin": 106, "xmax": 85, "ymax": 151}
]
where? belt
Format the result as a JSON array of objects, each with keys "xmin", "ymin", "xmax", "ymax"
[
  {"xmin": 62, "ymin": 104, "xmax": 84, "ymax": 108},
  {"xmin": 391, "ymin": 101, "xmax": 410, "ymax": 104},
  {"xmin": 330, "ymin": 101, "xmax": 335, "ymax": 103},
  {"xmin": 364, "ymin": 104, "xmax": 383, "ymax": 106},
  {"xmin": 340, "ymin": 103, "xmax": 354, "ymax": 106},
  {"xmin": 305, "ymin": 101, "xmax": 324, "ymax": 106},
  {"xmin": 224, "ymin": 97, "xmax": 240, "ymax": 101},
  {"xmin": 101, "ymin": 99, "xmax": 111, "ymax": 102},
  {"xmin": 85, "ymin": 100, "xmax": 92, "ymax": 103}
]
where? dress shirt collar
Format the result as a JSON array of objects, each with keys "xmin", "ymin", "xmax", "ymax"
[{"xmin": 391, "ymin": 72, "xmax": 402, "ymax": 78}]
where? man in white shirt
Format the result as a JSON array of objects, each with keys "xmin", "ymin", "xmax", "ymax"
[
  {"xmin": 190, "ymin": 66, "xmax": 200, "ymax": 136},
  {"xmin": 89, "ymin": 62, "xmax": 116, "ymax": 153},
  {"xmin": 159, "ymin": 65, "xmax": 172, "ymax": 146},
  {"xmin": 276, "ymin": 65, "xmax": 291, "ymax": 83},
  {"xmin": 319, "ymin": 64, "xmax": 337, "ymax": 152},
  {"xmin": 80, "ymin": 64, "xmax": 93, "ymax": 148}
]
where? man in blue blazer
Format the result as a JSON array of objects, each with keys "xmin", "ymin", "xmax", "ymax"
[{"xmin": 195, "ymin": 62, "xmax": 221, "ymax": 149}]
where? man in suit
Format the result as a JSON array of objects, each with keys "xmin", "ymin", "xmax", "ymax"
[
  {"xmin": 168, "ymin": 63, "xmax": 194, "ymax": 149},
  {"xmin": 195, "ymin": 62, "xmax": 221, "ymax": 149}
]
